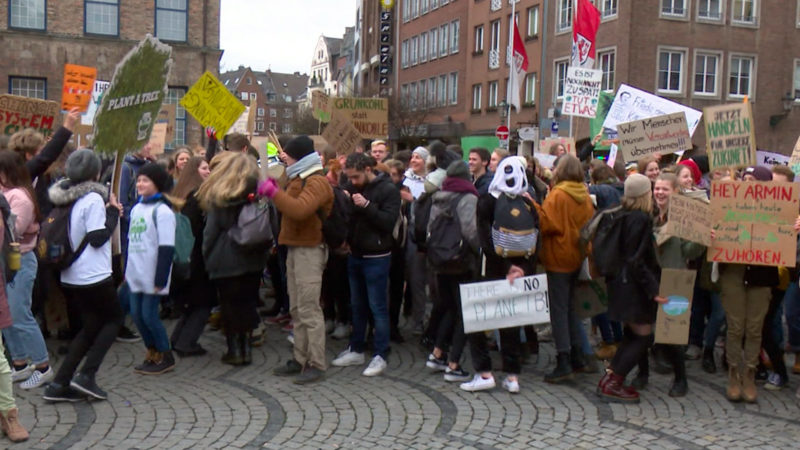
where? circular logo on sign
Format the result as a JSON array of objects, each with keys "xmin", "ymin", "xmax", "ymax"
[{"xmin": 662, "ymin": 296, "xmax": 690, "ymax": 316}]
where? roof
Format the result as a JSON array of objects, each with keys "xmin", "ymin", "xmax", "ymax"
[
  {"xmin": 267, "ymin": 71, "xmax": 309, "ymax": 103},
  {"xmin": 323, "ymin": 35, "xmax": 343, "ymax": 57},
  {"xmin": 218, "ymin": 66, "xmax": 250, "ymax": 92}
]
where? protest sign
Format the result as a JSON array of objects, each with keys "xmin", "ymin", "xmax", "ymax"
[
  {"xmin": 0, "ymin": 95, "xmax": 60, "ymax": 138},
  {"xmin": 70, "ymin": 124, "xmax": 94, "ymax": 148},
  {"xmin": 93, "ymin": 35, "xmax": 172, "ymax": 156},
  {"xmin": 156, "ymin": 103, "xmax": 176, "ymax": 143},
  {"xmin": 655, "ymin": 268, "xmax": 697, "ymax": 345},
  {"xmin": 538, "ymin": 137, "xmax": 576, "ymax": 157},
  {"xmin": 607, "ymin": 143, "xmax": 618, "ymax": 167},
  {"xmin": 228, "ymin": 106, "xmax": 251, "ymax": 135},
  {"xmin": 704, "ymin": 103, "xmax": 757, "ymax": 170},
  {"xmin": 181, "ymin": 71, "xmax": 245, "ymax": 139},
  {"xmin": 757, "ymin": 150, "xmax": 790, "ymax": 167},
  {"xmin": 590, "ymin": 91, "xmax": 617, "ymax": 151},
  {"xmin": 616, "ymin": 112, "xmax": 691, "ymax": 162},
  {"xmin": 666, "ymin": 194, "xmax": 712, "ymax": 246},
  {"xmin": 789, "ymin": 136, "xmax": 800, "ymax": 175},
  {"xmin": 62, "ymin": 64, "xmax": 97, "ymax": 112},
  {"xmin": 534, "ymin": 153, "xmax": 558, "ymax": 169},
  {"xmin": 563, "ymin": 67, "xmax": 603, "ymax": 118},
  {"xmin": 602, "ymin": 84, "xmax": 702, "ymax": 136},
  {"xmin": 148, "ymin": 123, "xmax": 168, "ymax": 156},
  {"xmin": 321, "ymin": 110, "xmax": 363, "ymax": 155},
  {"xmin": 311, "ymin": 90, "xmax": 331, "ymax": 123},
  {"xmin": 708, "ymin": 180, "xmax": 798, "ymax": 267},
  {"xmin": 81, "ymin": 80, "xmax": 110, "ymax": 125},
  {"xmin": 246, "ymin": 103, "xmax": 256, "ymax": 137},
  {"xmin": 573, "ymin": 279, "xmax": 608, "ymax": 319},
  {"xmin": 460, "ymin": 275, "xmax": 550, "ymax": 333},
  {"xmin": 332, "ymin": 97, "xmax": 389, "ymax": 139}
]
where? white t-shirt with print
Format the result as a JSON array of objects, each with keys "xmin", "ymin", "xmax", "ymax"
[
  {"xmin": 61, "ymin": 192, "xmax": 112, "ymax": 287},
  {"xmin": 125, "ymin": 201, "xmax": 175, "ymax": 295}
]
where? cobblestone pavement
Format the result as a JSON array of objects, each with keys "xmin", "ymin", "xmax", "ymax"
[{"xmin": 12, "ymin": 319, "xmax": 800, "ymax": 449}]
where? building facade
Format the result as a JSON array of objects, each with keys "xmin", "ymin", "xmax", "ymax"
[
  {"xmin": 0, "ymin": 0, "xmax": 221, "ymax": 149},
  {"xmin": 310, "ymin": 35, "xmax": 343, "ymax": 96},
  {"xmin": 542, "ymin": 0, "xmax": 800, "ymax": 153}
]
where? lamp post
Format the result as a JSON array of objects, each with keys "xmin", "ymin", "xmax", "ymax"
[
  {"xmin": 770, "ymin": 92, "xmax": 795, "ymax": 128},
  {"xmin": 498, "ymin": 100, "xmax": 509, "ymax": 122}
]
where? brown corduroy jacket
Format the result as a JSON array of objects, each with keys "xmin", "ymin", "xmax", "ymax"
[{"xmin": 272, "ymin": 171, "xmax": 334, "ymax": 247}]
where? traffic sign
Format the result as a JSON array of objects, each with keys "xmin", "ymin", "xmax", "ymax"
[{"xmin": 495, "ymin": 125, "xmax": 509, "ymax": 140}]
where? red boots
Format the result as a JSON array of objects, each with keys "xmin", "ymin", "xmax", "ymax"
[{"xmin": 597, "ymin": 371, "xmax": 640, "ymax": 403}]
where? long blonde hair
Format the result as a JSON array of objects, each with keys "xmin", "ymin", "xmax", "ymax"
[{"xmin": 196, "ymin": 153, "xmax": 258, "ymax": 210}]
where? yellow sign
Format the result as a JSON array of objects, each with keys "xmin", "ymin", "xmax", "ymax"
[{"xmin": 180, "ymin": 71, "xmax": 245, "ymax": 139}]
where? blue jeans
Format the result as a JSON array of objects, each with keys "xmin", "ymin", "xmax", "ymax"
[
  {"xmin": 784, "ymin": 281, "xmax": 800, "ymax": 352},
  {"xmin": 593, "ymin": 313, "xmax": 623, "ymax": 344},
  {"xmin": 703, "ymin": 292, "xmax": 726, "ymax": 349},
  {"xmin": 118, "ymin": 281, "xmax": 131, "ymax": 315},
  {"xmin": 130, "ymin": 292, "xmax": 171, "ymax": 352},
  {"xmin": 348, "ymin": 255, "xmax": 391, "ymax": 359},
  {"xmin": 2, "ymin": 252, "xmax": 48, "ymax": 364}
]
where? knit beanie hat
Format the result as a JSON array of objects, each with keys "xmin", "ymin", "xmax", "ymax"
[
  {"xmin": 744, "ymin": 166, "xmax": 773, "ymax": 181},
  {"xmin": 446, "ymin": 160, "xmax": 471, "ymax": 181},
  {"xmin": 137, "ymin": 163, "xmax": 170, "ymax": 193},
  {"xmin": 624, "ymin": 173, "xmax": 651, "ymax": 198},
  {"xmin": 678, "ymin": 159, "xmax": 702, "ymax": 185},
  {"xmin": 65, "ymin": 148, "xmax": 101, "ymax": 183},
  {"xmin": 412, "ymin": 146, "xmax": 429, "ymax": 163},
  {"xmin": 284, "ymin": 135, "xmax": 315, "ymax": 161}
]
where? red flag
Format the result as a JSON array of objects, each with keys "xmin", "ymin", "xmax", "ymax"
[
  {"xmin": 571, "ymin": 0, "xmax": 600, "ymax": 68},
  {"xmin": 507, "ymin": 20, "xmax": 528, "ymax": 113}
]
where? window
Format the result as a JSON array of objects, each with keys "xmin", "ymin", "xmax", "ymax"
[
  {"xmin": 269, "ymin": 122, "xmax": 277, "ymax": 131},
  {"xmin": 431, "ymin": 0, "xmax": 439, "ymax": 9},
  {"xmin": 430, "ymin": 28, "xmax": 438, "ymax": 60},
  {"xmin": 490, "ymin": 20, "xmax": 501, "ymax": 52},
  {"xmin": 249, "ymin": 92, "xmax": 257, "ymax": 101},
  {"xmin": 410, "ymin": 82, "xmax": 418, "ymax": 110},
  {"xmin": 411, "ymin": 0, "xmax": 418, "ymax": 18},
  {"xmin": 527, "ymin": 6, "xmax": 539, "ymax": 37},
  {"xmin": 419, "ymin": 82, "xmax": 427, "ymax": 108},
  {"xmin": 402, "ymin": 40, "xmax": 409, "ymax": 68},
  {"xmin": 474, "ymin": 26, "xmax": 484, "ymax": 53},
  {"xmin": 257, "ymin": 108, "xmax": 265, "ymax": 117},
  {"xmin": 488, "ymin": 81, "xmax": 498, "ymax": 108},
  {"xmin": 270, "ymin": 108, "xmax": 277, "ymax": 118},
  {"xmin": 556, "ymin": 0, "xmax": 573, "ymax": 32},
  {"xmin": 428, "ymin": 78, "xmax": 437, "ymax": 106},
  {"xmin": 554, "ymin": 59, "xmax": 569, "ymax": 100},
  {"xmin": 657, "ymin": 49, "xmax": 685, "ymax": 94},
  {"xmin": 164, "ymin": 87, "xmax": 186, "ymax": 148},
  {"xmin": 421, "ymin": 0, "xmax": 429, "ymax": 15},
  {"xmin": 524, "ymin": 73, "xmax": 536, "ymax": 105},
  {"xmin": 440, "ymin": 24, "xmax": 449, "ymax": 57},
  {"xmin": 240, "ymin": 92, "xmax": 248, "ymax": 101},
  {"xmin": 694, "ymin": 52, "xmax": 719, "ymax": 96},
  {"xmin": 420, "ymin": 32, "xmax": 428, "ymax": 63},
  {"xmin": 697, "ymin": 0, "xmax": 722, "ymax": 20},
  {"xmin": 403, "ymin": 0, "xmax": 409, "ymax": 22},
  {"xmin": 411, "ymin": 36, "xmax": 419, "ymax": 65},
  {"xmin": 600, "ymin": 0, "xmax": 617, "ymax": 18},
  {"xmin": 794, "ymin": 60, "xmax": 800, "ymax": 100},
  {"xmin": 401, "ymin": 84, "xmax": 409, "ymax": 103},
  {"xmin": 732, "ymin": 0, "xmax": 756, "ymax": 24},
  {"xmin": 284, "ymin": 108, "xmax": 292, "ymax": 118},
  {"xmin": 472, "ymin": 84, "xmax": 482, "ymax": 110},
  {"xmin": 729, "ymin": 55, "xmax": 755, "ymax": 98},
  {"xmin": 267, "ymin": 94, "xmax": 276, "ymax": 102},
  {"xmin": 598, "ymin": 49, "xmax": 616, "ymax": 91},
  {"xmin": 257, "ymin": 122, "xmax": 265, "ymax": 132},
  {"xmin": 438, "ymin": 75, "xmax": 448, "ymax": 106},
  {"xmin": 9, "ymin": 76, "xmax": 46, "ymax": 99},
  {"xmin": 661, "ymin": 0, "xmax": 687, "ymax": 17},
  {"xmin": 450, "ymin": 20, "xmax": 459, "ymax": 54},
  {"xmin": 9, "ymin": 0, "xmax": 46, "ymax": 30},
  {"xmin": 85, "ymin": 0, "xmax": 118, "ymax": 36},
  {"xmin": 283, "ymin": 123, "xmax": 292, "ymax": 133},
  {"xmin": 156, "ymin": 0, "xmax": 187, "ymax": 42},
  {"xmin": 449, "ymin": 72, "xmax": 458, "ymax": 105}
]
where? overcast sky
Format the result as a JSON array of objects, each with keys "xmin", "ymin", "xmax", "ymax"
[{"xmin": 220, "ymin": 0, "xmax": 357, "ymax": 75}]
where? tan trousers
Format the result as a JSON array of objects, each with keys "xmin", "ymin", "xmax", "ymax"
[
  {"xmin": 719, "ymin": 265, "xmax": 770, "ymax": 369},
  {"xmin": 286, "ymin": 245, "xmax": 328, "ymax": 370}
]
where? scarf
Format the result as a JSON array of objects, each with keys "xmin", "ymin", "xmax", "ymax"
[
  {"xmin": 287, "ymin": 153, "xmax": 324, "ymax": 179},
  {"xmin": 488, "ymin": 157, "xmax": 528, "ymax": 198},
  {"xmin": 554, "ymin": 181, "xmax": 589, "ymax": 203},
  {"xmin": 442, "ymin": 177, "xmax": 478, "ymax": 196}
]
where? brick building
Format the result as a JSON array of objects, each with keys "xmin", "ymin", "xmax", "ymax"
[
  {"xmin": 541, "ymin": 0, "xmax": 800, "ymax": 154},
  {"xmin": 0, "ymin": 0, "xmax": 222, "ymax": 150}
]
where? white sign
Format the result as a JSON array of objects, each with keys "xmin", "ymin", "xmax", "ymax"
[
  {"xmin": 607, "ymin": 143, "xmax": 618, "ymax": 167},
  {"xmin": 563, "ymin": 67, "xmax": 603, "ymax": 118},
  {"xmin": 533, "ymin": 153, "xmax": 557, "ymax": 169},
  {"xmin": 80, "ymin": 80, "xmax": 110, "ymax": 125},
  {"xmin": 518, "ymin": 126, "xmax": 539, "ymax": 141},
  {"xmin": 228, "ymin": 106, "xmax": 251, "ymax": 134},
  {"xmin": 602, "ymin": 84, "xmax": 703, "ymax": 136},
  {"xmin": 460, "ymin": 275, "xmax": 550, "ymax": 333},
  {"xmin": 756, "ymin": 150, "xmax": 790, "ymax": 166}
]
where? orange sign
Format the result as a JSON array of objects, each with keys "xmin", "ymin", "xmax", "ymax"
[{"xmin": 62, "ymin": 64, "xmax": 97, "ymax": 112}]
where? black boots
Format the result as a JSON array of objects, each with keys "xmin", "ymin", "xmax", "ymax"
[
  {"xmin": 241, "ymin": 333, "xmax": 252, "ymax": 365},
  {"xmin": 545, "ymin": 352, "xmax": 574, "ymax": 383},
  {"xmin": 222, "ymin": 334, "xmax": 244, "ymax": 366},
  {"xmin": 702, "ymin": 347, "xmax": 716, "ymax": 374}
]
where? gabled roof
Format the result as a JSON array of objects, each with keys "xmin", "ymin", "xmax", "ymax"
[
  {"xmin": 267, "ymin": 71, "xmax": 309, "ymax": 103},
  {"xmin": 218, "ymin": 66, "xmax": 250, "ymax": 92},
  {"xmin": 323, "ymin": 36, "xmax": 343, "ymax": 57}
]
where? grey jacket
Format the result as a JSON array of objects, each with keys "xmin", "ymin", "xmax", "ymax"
[{"xmin": 427, "ymin": 191, "xmax": 480, "ymax": 254}]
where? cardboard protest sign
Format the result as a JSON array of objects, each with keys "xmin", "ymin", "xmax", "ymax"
[
  {"xmin": 704, "ymin": 103, "xmax": 757, "ymax": 170},
  {"xmin": 156, "ymin": 103, "xmax": 176, "ymax": 143},
  {"xmin": 460, "ymin": 275, "xmax": 550, "ymax": 333},
  {"xmin": 62, "ymin": 64, "xmax": 97, "ymax": 112},
  {"xmin": 603, "ymin": 84, "xmax": 702, "ymax": 136},
  {"xmin": 538, "ymin": 137, "xmax": 576, "ymax": 157},
  {"xmin": 246, "ymin": 103, "xmax": 256, "ymax": 136},
  {"xmin": 228, "ymin": 106, "xmax": 251, "ymax": 135},
  {"xmin": 321, "ymin": 110, "xmax": 363, "ymax": 155},
  {"xmin": 708, "ymin": 180, "xmax": 799, "ymax": 267},
  {"xmin": 181, "ymin": 71, "xmax": 245, "ymax": 139},
  {"xmin": 590, "ymin": 91, "xmax": 617, "ymax": 151},
  {"xmin": 93, "ymin": 35, "xmax": 172, "ymax": 155},
  {"xmin": 81, "ymin": 80, "xmax": 110, "ymax": 125},
  {"xmin": 563, "ymin": 67, "xmax": 603, "ymax": 118},
  {"xmin": 789, "ymin": 136, "xmax": 800, "ymax": 175},
  {"xmin": 70, "ymin": 124, "xmax": 94, "ymax": 148},
  {"xmin": 655, "ymin": 268, "xmax": 697, "ymax": 345},
  {"xmin": 332, "ymin": 97, "xmax": 389, "ymax": 139},
  {"xmin": 534, "ymin": 153, "xmax": 557, "ymax": 169},
  {"xmin": 573, "ymin": 279, "xmax": 608, "ymax": 319},
  {"xmin": 666, "ymin": 194, "xmax": 712, "ymax": 246},
  {"xmin": 148, "ymin": 123, "xmax": 168, "ymax": 156},
  {"xmin": 0, "ymin": 95, "xmax": 60, "ymax": 138},
  {"xmin": 757, "ymin": 150, "xmax": 790, "ymax": 167},
  {"xmin": 616, "ymin": 112, "xmax": 691, "ymax": 162},
  {"xmin": 311, "ymin": 90, "xmax": 331, "ymax": 123}
]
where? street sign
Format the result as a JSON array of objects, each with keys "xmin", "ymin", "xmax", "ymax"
[
  {"xmin": 518, "ymin": 126, "xmax": 538, "ymax": 141},
  {"xmin": 496, "ymin": 125, "xmax": 509, "ymax": 140}
]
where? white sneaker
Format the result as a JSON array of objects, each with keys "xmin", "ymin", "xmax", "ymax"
[
  {"xmin": 332, "ymin": 347, "xmax": 365, "ymax": 367},
  {"xmin": 502, "ymin": 377, "xmax": 520, "ymax": 394},
  {"xmin": 331, "ymin": 323, "xmax": 349, "ymax": 340},
  {"xmin": 460, "ymin": 374, "xmax": 496, "ymax": 392},
  {"xmin": 362, "ymin": 355, "xmax": 387, "ymax": 377},
  {"xmin": 10, "ymin": 364, "xmax": 33, "ymax": 383},
  {"xmin": 287, "ymin": 332, "xmax": 294, "ymax": 345},
  {"xmin": 325, "ymin": 319, "xmax": 335, "ymax": 334},
  {"xmin": 20, "ymin": 367, "xmax": 54, "ymax": 389}
]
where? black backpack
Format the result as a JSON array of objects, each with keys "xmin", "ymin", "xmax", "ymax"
[
  {"xmin": 491, "ymin": 194, "xmax": 540, "ymax": 258},
  {"xmin": 412, "ymin": 191, "xmax": 434, "ymax": 251},
  {"xmin": 303, "ymin": 175, "xmax": 352, "ymax": 250},
  {"xmin": 585, "ymin": 206, "xmax": 629, "ymax": 277},
  {"xmin": 426, "ymin": 194, "xmax": 470, "ymax": 273},
  {"xmin": 37, "ymin": 202, "xmax": 89, "ymax": 270}
]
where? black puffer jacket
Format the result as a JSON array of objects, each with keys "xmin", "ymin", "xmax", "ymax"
[
  {"xmin": 347, "ymin": 172, "xmax": 401, "ymax": 257},
  {"xmin": 203, "ymin": 194, "xmax": 270, "ymax": 280}
]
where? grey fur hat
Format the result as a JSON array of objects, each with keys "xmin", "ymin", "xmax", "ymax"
[{"xmin": 66, "ymin": 148, "xmax": 101, "ymax": 183}]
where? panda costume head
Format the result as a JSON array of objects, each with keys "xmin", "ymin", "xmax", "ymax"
[{"xmin": 488, "ymin": 156, "xmax": 529, "ymax": 198}]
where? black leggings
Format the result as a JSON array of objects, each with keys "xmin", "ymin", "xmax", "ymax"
[
  {"xmin": 215, "ymin": 273, "xmax": 261, "ymax": 334},
  {"xmin": 433, "ymin": 272, "xmax": 470, "ymax": 364},
  {"xmin": 611, "ymin": 326, "xmax": 654, "ymax": 377},
  {"xmin": 389, "ymin": 247, "xmax": 406, "ymax": 332},
  {"xmin": 637, "ymin": 343, "xmax": 686, "ymax": 380},
  {"xmin": 323, "ymin": 253, "xmax": 350, "ymax": 324}
]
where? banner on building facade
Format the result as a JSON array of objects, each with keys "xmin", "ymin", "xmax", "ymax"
[
  {"xmin": 0, "ymin": 95, "xmax": 60, "ymax": 138},
  {"xmin": 181, "ymin": 71, "xmax": 245, "ymax": 140},
  {"xmin": 617, "ymin": 112, "xmax": 691, "ymax": 162},
  {"xmin": 704, "ymin": 102, "xmax": 757, "ymax": 170},
  {"xmin": 460, "ymin": 275, "xmax": 550, "ymax": 334}
]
